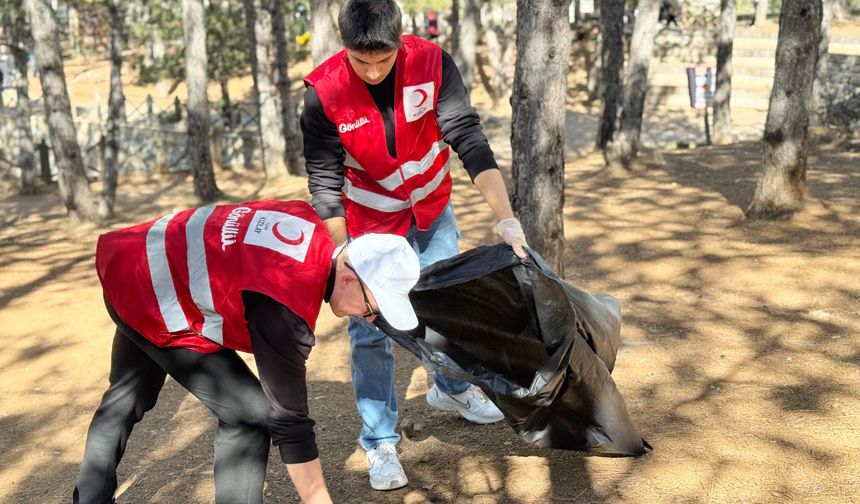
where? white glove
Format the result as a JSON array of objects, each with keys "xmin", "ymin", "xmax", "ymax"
[{"xmin": 496, "ymin": 217, "xmax": 528, "ymax": 258}]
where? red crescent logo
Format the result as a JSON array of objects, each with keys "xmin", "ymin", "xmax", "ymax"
[
  {"xmin": 272, "ymin": 221, "xmax": 305, "ymax": 246},
  {"xmin": 412, "ymin": 88, "xmax": 428, "ymax": 107}
]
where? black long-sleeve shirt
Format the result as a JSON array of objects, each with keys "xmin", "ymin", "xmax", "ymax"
[
  {"xmin": 301, "ymin": 49, "xmax": 498, "ymax": 222},
  {"xmin": 241, "ymin": 261, "xmax": 336, "ymax": 464}
]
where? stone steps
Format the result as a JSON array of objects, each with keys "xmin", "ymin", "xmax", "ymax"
[
  {"xmin": 646, "ymin": 88, "xmax": 771, "ymax": 110},
  {"xmin": 734, "ymin": 26, "xmax": 860, "ymax": 45},
  {"xmin": 649, "ymin": 73, "xmax": 773, "ymax": 91},
  {"xmin": 645, "ymin": 28, "xmax": 860, "ymax": 111}
]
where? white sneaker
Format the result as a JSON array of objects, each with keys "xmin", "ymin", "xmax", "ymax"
[
  {"xmin": 426, "ymin": 384, "xmax": 504, "ymax": 424},
  {"xmin": 365, "ymin": 444, "xmax": 408, "ymax": 491}
]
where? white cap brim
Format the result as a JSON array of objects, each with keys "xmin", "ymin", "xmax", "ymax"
[
  {"xmin": 347, "ymin": 233, "xmax": 421, "ymax": 331},
  {"xmin": 373, "ymin": 288, "xmax": 419, "ymax": 331}
]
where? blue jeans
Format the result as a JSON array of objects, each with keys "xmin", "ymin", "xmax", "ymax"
[{"xmin": 349, "ymin": 204, "xmax": 470, "ymax": 450}]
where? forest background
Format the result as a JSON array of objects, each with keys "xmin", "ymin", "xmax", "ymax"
[{"xmin": 0, "ymin": 0, "xmax": 858, "ymax": 502}]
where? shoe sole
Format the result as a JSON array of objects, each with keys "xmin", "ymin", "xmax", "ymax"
[{"xmin": 369, "ymin": 477, "xmax": 408, "ymax": 491}]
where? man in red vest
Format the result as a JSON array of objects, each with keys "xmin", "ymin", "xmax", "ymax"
[
  {"xmin": 73, "ymin": 200, "xmax": 420, "ymax": 504},
  {"xmin": 301, "ymin": 0, "xmax": 528, "ymax": 491}
]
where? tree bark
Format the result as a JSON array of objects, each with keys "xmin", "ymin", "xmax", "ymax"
[
  {"xmin": 596, "ymin": 0, "xmax": 624, "ymax": 149},
  {"xmin": 454, "ymin": 0, "xmax": 480, "ymax": 91},
  {"xmin": 811, "ymin": 0, "xmax": 833, "ymax": 124},
  {"xmin": 511, "ymin": 0, "xmax": 570, "ymax": 276},
  {"xmin": 586, "ymin": 30, "xmax": 603, "ymax": 101},
  {"xmin": 605, "ymin": 0, "xmax": 660, "ymax": 169},
  {"xmin": 270, "ymin": 0, "xmax": 303, "ymax": 175},
  {"xmin": 26, "ymin": 0, "xmax": 98, "ymax": 222},
  {"xmin": 713, "ymin": 0, "xmax": 736, "ymax": 145},
  {"xmin": 754, "ymin": 0, "xmax": 769, "ymax": 25},
  {"xmin": 310, "ymin": 0, "xmax": 341, "ymax": 66},
  {"xmin": 747, "ymin": 0, "xmax": 822, "ymax": 219},
  {"xmin": 832, "ymin": 0, "xmax": 847, "ymax": 20},
  {"xmin": 182, "ymin": 0, "xmax": 221, "ymax": 202},
  {"xmin": 451, "ymin": 0, "xmax": 461, "ymax": 56},
  {"xmin": 99, "ymin": 0, "xmax": 124, "ymax": 219},
  {"xmin": 219, "ymin": 77, "xmax": 232, "ymax": 124},
  {"xmin": 243, "ymin": 0, "xmax": 289, "ymax": 181},
  {"xmin": 10, "ymin": 4, "xmax": 37, "ymax": 195},
  {"xmin": 478, "ymin": 4, "xmax": 515, "ymax": 106}
]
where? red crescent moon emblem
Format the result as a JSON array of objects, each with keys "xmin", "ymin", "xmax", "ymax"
[
  {"xmin": 272, "ymin": 221, "xmax": 305, "ymax": 245},
  {"xmin": 412, "ymin": 88, "xmax": 428, "ymax": 107}
]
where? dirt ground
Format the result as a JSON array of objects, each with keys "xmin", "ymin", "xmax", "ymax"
[{"xmin": 2, "ymin": 36, "xmax": 860, "ymax": 504}]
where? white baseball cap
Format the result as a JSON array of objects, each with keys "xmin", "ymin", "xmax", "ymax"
[{"xmin": 347, "ymin": 234, "xmax": 421, "ymax": 330}]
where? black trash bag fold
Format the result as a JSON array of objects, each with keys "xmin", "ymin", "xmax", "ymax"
[{"xmin": 375, "ymin": 244, "xmax": 651, "ymax": 457}]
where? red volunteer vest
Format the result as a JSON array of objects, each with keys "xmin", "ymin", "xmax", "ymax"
[
  {"xmin": 304, "ymin": 35, "xmax": 451, "ymax": 237},
  {"xmin": 96, "ymin": 200, "xmax": 335, "ymax": 354}
]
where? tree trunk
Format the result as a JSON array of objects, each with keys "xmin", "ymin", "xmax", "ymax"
[
  {"xmin": 10, "ymin": 5, "xmax": 37, "ymax": 195},
  {"xmin": 436, "ymin": 7, "xmax": 451, "ymax": 50},
  {"xmin": 99, "ymin": 0, "xmax": 124, "ymax": 219},
  {"xmin": 478, "ymin": 4, "xmax": 516, "ymax": 106},
  {"xmin": 270, "ymin": 0, "xmax": 303, "ymax": 175},
  {"xmin": 511, "ymin": 0, "xmax": 570, "ymax": 276},
  {"xmin": 588, "ymin": 0, "xmax": 604, "ymax": 99},
  {"xmin": 832, "ymin": 0, "xmax": 847, "ymax": 20},
  {"xmin": 496, "ymin": 16, "xmax": 516, "ymax": 102},
  {"xmin": 454, "ymin": 0, "xmax": 480, "ymax": 91},
  {"xmin": 451, "ymin": 0, "xmax": 461, "ymax": 56},
  {"xmin": 219, "ymin": 77, "xmax": 232, "ymax": 125},
  {"xmin": 746, "ymin": 0, "xmax": 822, "ymax": 219},
  {"xmin": 243, "ymin": 0, "xmax": 288, "ymax": 181},
  {"xmin": 754, "ymin": 0, "xmax": 769, "ymax": 25},
  {"xmin": 811, "ymin": 0, "xmax": 833, "ymax": 124},
  {"xmin": 596, "ymin": 0, "xmax": 624, "ymax": 149},
  {"xmin": 26, "ymin": 0, "xmax": 98, "ymax": 222},
  {"xmin": 605, "ymin": 0, "xmax": 660, "ymax": 169},
  {"xmin": 586, "ymin": 31, "xmax": 603, "ymax": 101},
  {"xmin": 713, "ymin": 0, "xmax": 736, "ymax": 145},
  {"xmin": 181, "ymin": 0, "xmax": 221, "ymax": 202},
  {"xmin": 310, "ymin": 0, "xmax": 341, "ymax": 66}
]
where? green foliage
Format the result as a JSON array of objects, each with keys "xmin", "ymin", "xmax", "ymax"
[
  {"xmin": 398, "ymin": 0, "xmax": 455, "ymax": 15},
  {"xmin": 0, "ymin": 0, "xmax": 24, "ymax": 18},
  {"xmin": 206, "ymin": 1, "xmax": 250, "ymax": 85},
  {"xmin": 126, "ymin": 1, "xmax": 183, "ymax": 83},
  {"xmin": 736, "ymin": 0, "xmax": 756, "ymax": 15},
  {"xmin": 288, "ymin": 0, "xmax": 310, "ymax": 34},
  {"xmin": 284, "ymin": 0, "xmax": 311, "ymax": 60},
  {"xmin": 126, "ymin": 0, "xmax": 249, "ymax": 86}
]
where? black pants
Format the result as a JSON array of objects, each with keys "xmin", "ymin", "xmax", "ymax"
[{"xmin": 73, "ymin": 305, "xmax": 271, "ymax": 504}]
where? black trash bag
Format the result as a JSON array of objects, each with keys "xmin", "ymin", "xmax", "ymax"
[{"xmin": 376, "ymin": 244, "xmax": 651, "ymax": 457}]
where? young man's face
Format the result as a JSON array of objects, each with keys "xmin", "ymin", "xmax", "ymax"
[{"xmin": 346, "ymin": 49, "xmax": 397, "ymax": 85}]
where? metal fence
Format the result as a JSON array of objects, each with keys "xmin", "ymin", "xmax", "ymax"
[{"xmin": 0, "ymin": 90, "xmax": 265, "ymax": 182}]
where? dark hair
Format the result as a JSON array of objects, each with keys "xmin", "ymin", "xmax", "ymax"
[{"xmin": 338, "ymin": 0, "xmax": 402, "ymax": 52}]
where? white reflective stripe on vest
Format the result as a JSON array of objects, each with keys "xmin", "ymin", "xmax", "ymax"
[
  {"xmin": 185, "ymin": 205, "xmax": 224, "ymax": 344},
  {"xmin": 145, "ymin": 213, "xmax": 189, "ymax": 332},
  {"xmin": 343, "ymin": 161, "xmax": 450, "ymax": 213},
  {"xmin": 343, "ymin": 141, "xmax": 448, "ymax": 192},
  {"xmin": 408, "ymin": 161, "xmax": 450, "ymax": 204},
  {"xmin": 343, "ymin": 178, "xmax": 411, "ymax": 212},
  {"xmin": 377, "ymin": 140, "xmax": 448, "ymax": 192}
]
